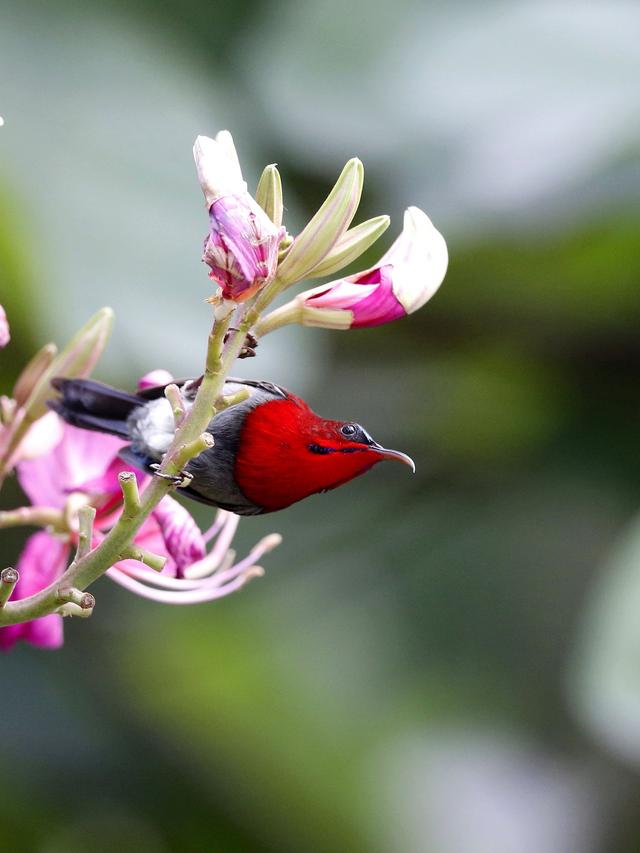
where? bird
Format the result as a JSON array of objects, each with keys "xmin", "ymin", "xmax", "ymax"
[{"xmin": 49, "ymin": 376, "xmax": 415, "ymax": 516}]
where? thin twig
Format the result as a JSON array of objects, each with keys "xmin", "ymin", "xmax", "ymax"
[
  {"xmin": 119, "ymin": 471, "xmax": 141, "ymax": 518},
  {"xmin": 74, "ymin": 505, "xmax": 96, "ymax": 561},
  {"xmin": 0, "ymin": 568, "xmax": 19, "ymax": 608}
]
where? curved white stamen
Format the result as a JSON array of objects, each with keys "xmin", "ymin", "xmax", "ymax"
[
  {"xmin": 107, "ymin": 564, "xmax": 263, "ymax": 603},
  {"xmin": 106, "ymin": 532, "xmax": 280, "ymax": 603},
  {"xmin": 202, "ymin": 509, "xmax": 229, "ymax": 544},
  {"xmin": 183, "ymin": 513, "xmax": 240, "ymax": 578}
]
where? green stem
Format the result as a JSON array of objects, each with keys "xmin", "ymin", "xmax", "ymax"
[
  {"xmin": 118, "ymin": 471, "xmax": 141, "ymax": 518},
  {"xmin": 74, "ymin": 505, "xmax": 96, "ymax": 561},
  {"xmin": 253, "ymin": 301, "xmax": 303, "ymax": 338},
  {"xmin": 119, "ymin": 544, "xmax": 166, "ymax": 572},
  {"xmin": 0, "ymin": 506, "xmax": 66, "ymax": 532}
]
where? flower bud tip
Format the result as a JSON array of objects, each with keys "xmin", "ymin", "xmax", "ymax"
[
  {"xmin": 1, "ymin": 567, "xmax": 19, "ymax": 584},
  {"xmin": 80, "ymin": 592, "xmax": 96, "ymax": 610}
]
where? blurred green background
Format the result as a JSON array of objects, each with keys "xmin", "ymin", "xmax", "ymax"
[{"xmin": 2, "ymin": 1, "xmax": 640, "ymax": 851}]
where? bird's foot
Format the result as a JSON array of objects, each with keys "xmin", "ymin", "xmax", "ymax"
[
  {"xmin": 149, "ymin": 464, "xmax": 194, "ymax": 488},
  {"xmin": 224, "ymin": 328, "xmax": 259, "ymax": 359}
]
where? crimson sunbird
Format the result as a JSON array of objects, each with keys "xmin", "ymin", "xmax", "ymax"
[{"xmin": 50, "ymin": 377, "xmax": 414, "ymax": 515}]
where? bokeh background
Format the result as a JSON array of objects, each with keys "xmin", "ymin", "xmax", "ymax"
[{"xmin": 2, "ymin": 1, "xmax": 640, "ymax": 851}]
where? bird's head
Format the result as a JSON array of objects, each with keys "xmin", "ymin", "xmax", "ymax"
[{"xmin": 234, "ymin": 393, "xmax": 414, "ymax": 512}]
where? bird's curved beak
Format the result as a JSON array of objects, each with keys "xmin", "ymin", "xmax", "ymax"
[{"xmin": 371, "ymin": 444, "xmax": 416, "ymax": 473}]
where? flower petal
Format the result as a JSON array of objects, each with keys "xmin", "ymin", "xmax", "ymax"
[
  {"xmin": 152, "ymin": 496, "xmax": 206, "ymax": 575},
  {"xmin": 294, "ymin": 206, "xmax": 447, "ymax": 329},
  {"xmin": 18, "ymin": 423, "xmax": 124, "ymax": 508},
  {"xmin": 193, "ymin": 132, "xmax": 247, "ymax": 206},
  {"xmin": 204, "ymin": 193, "xmax": 285, "ymax": 302},
  {"xmin": 378, "ymin": 206, "xmax": 448, "ymax": 315},
  {"xmin": 0, "ymin": 304, "xmax": 10, "ymax": 348},
  {"xmin": 0, "ymin": 531, "xmax": 68, "ymax": 651},
  {"xmin": 17, "ymin": 410, "xmax": 65, "ymax": 461}
]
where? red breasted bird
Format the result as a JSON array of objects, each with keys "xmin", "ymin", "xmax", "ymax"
[{"xmin": 50, "ymin": 377, "xmax": 414, "ymax": 516}]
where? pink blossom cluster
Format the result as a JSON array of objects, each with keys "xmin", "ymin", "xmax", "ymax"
[{"xmin": 1, "ymin": 373, "xmax": 277, "ymax": 651}]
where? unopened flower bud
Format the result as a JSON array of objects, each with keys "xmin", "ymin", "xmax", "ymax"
[
  {"xmin": 193, "ymin": 132, "xmax": 246, "ymax": 206},
  {"xmin": 23, "ymin": 308, "xmax": 114, "ymax": 421},
  {"xmin": 194, "ymin": 132, "xmax": 285, "ymax": 303},
  {"xmin": 203, "ymin": 193, "xmax": 285, "ymax": 302},
  {"xmin": 275, "ymin": 158, "xmax": 364, "ymax": 287},
  {"xmin": 13, "ymin": 343, "xmax": 57, "ymax": 406},
  {"xmin": 255, "ymin": 164, "xmax": 284, "ymax": 228}
]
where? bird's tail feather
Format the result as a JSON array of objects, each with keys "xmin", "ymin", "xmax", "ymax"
[{"xmin": 49, "ymin": 378, "xmax": 142, "ymax": 438}]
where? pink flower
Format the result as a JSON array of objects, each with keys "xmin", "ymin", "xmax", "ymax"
[
  {"xmin": 279, "ymin": 207, "xmax": 448, "ymax": 330},
  {"xmin": 1, "ymin": 397, "xmax": 279, "ymax": 649},
  {"xmin": 0, "ymin": 533, "xmax": 66, "ymax": 650},
  {"xmin": 0, "ymin": 304, "xmax": 9, "ymax": 348},
  {"xmin": 194, "ymin": 133, "xmax": 285, "ymax": 302}
]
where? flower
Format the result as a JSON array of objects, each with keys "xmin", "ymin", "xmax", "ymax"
[
  {"xmin": 194, "ymin": 132, "xmax": 286, "ymax": 302},
  {"xmin": 106, "ymin": 514, "xmax": 279, "ymax": 605},
  {"xmin": 256, "ymin": 207, "xmax": 448, "ymax": 334},
  {"xmin": 0, "ymin": 304, "xmax": 9, "ymax": 348},
  {"xmin": 1, "ymin": 399, "xmax": 278, "ymax": 649},
  {"xmin": 0, "ymin": 532, "xmax": 66, "ymax": 650}
]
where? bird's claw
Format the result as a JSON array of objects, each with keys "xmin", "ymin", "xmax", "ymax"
[
  {"xmin": 150, "ymin": 464, "xmax": 194, "ymax": 488},
  {"xmin": 224, "ymin": 328, "xmax": 259, "ymax": 359}
]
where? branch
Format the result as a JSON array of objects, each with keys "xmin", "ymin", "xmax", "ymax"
[
  {"xmin": 0, "ymin": 568, "xmax": 19, "ymax": 608},
  {"xmin": 73, "ymin": 505, "xmax": 95, "ymax": 561},
  {"xmin": 0, "ymin": 506, "xmax": 65, "ymax": 531},
  {"xmin": 0, "ymin": 304, "xmax": 251, "ymax": 629},
  {"xmin": 118, "ymin": 471, "xmax": 141, "ymax": 518},
  {"xmin": 164, "ymin": 383, "xmax": 186, "ymax": 426},
  {"xmin": 119, "ymin": 545, "xmax": 166, "ymax": 572}
]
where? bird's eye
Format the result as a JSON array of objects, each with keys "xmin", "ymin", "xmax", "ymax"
[{"xmin": 341, "ymin": 423, "xmax": 358, "ymax": 437}]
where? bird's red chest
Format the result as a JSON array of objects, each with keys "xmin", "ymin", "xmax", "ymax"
[{"xmin": 234, "ymin": 398, "xmax": 377, "ymax": 512}]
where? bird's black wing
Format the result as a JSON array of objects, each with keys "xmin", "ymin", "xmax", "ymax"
[
  {"xmin": 226, "ymin": 378, "xmax": 290, "ymax": 399},
  {"xmin": 136, "ymin": 376, "xmax": 290, "ymax": 402}
]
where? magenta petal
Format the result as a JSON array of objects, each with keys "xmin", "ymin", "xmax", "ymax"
[
  {"xmin": 23, "ymin": 613, "xmax": 64, "ymax": 649},
  {"xmin": 79, "ymin": 456, "xmax": 147, "ymax": 503},
  {"xmin": 347, "ymin": 266, "xmax": 406, "ymax": 328},
  {"xmin": 204, "ymin": 194, "xmax": 285, "ymax": 302},
  {"xmin": 152, "ymin": 496, "xmax": 206, "ymax": 575},
  {"xmin": 18, "ymin": 423, "xmax": 125, "ymax": 508},
  {"xmin": 305, "ymin": 265, "xmax": 406, "ymax": 328},
  {"xmin": 0, "ymin": 531, "xmax": 69, "ymax": 651},
  {"xmin": 113, "ymin": 497, "xmax": 206, "ymax": 579}
]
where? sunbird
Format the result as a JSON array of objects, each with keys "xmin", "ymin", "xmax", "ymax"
[{"xmin": 50, "ymin": 377, "xmax": 414, "ymax": 515}]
